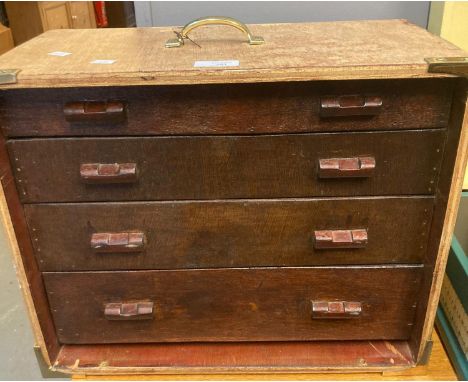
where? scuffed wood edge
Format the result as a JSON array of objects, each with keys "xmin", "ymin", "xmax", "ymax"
[
  {"xmin": 0, "ymin": 66, "xmax": 455, "ymax": 90},
  {"xmin": 69, "ymin": 331, "xmax": 454, "ymax": 379},
  {"xmin": 463, "ymin": 163, "xmax": 468, "ymax": 190},
  {"xmin": 52, "ymin": 339, "xmax": 414, "ymax": 375},
  {"xmin": 417, "ymin": 89, "xmax": 468, "ymax": 360},
  {"xmin": 55, "ymin": 365, "xmax": 413, "ymax": 376},
  {"xmin": 0, "ymin": 184, "xmax": 51, "ymax": 365}
]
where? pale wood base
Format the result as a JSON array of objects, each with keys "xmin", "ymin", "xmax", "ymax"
[
  {"xmin": 463, "ymin": 164, "xmax": 468, "ymax": 190},
  {"xmin": 71, "ymin": 330, "xmax": 456, "ymax": 381}
]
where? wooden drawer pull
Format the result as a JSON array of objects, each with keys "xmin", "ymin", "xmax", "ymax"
[
  {"xmin": 91, "ymin": 232, "xmax": 145, "ymax": 253},
  {"xmin": 64, "ymin": 101, "xmax": 126, "ymax": 123},
  {"xmin": 80, "ymin": 163, "xmax": 137, "ymax": 184},
  {"xmin": 318, "ymin": 156, "xmax": 375, "ymax": 178},
  {"xmin": 311, "ymin": 301, "xmax": 362, "ymax": 319},
  {"xmin": 320, "ymin": 95, "xmax": 382, "ymax": 117},
  {"xmin": 314, "ymin": 229, "xmax": 368, "ymax": 249},
  {"xmin": 104, "ymin": 301, "xmax": 154, "ymax": 320}
]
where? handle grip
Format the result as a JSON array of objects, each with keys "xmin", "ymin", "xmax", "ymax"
[
  {"xmin": 318, "ymin": 156, "xmax": 375, "ymax": 178},
  {"xmin": 320, "ymin": 95, "xmax": 382, "ymax": 117},
  {"xmin": 80, "ymin": 163, "xmax": 137, "ymax": 184},
  {"xmin": 314, "ymin": 229, "xmax": 368, "ymax": 249},
  {"xmin": 64, "ymin": 101, "xmax": 126, "ymax": 123},
  {"xmin": 311, "ymin": 301, "xmax": 362, "ymax": 319},
  {"xmin": 166, "ymin": 16, "xmax": 264, "ymax": 47},
  {"xmin": 104, "ymin": 301, "xmax": 154, "ymax": 320},
  {"xmin": 91, "ymin": 232, "xmax": 145, "ymax": 253}
]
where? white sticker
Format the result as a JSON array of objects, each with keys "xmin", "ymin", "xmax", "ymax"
[
  {"xmin": 90, "ymin": 59, "xmax": 116, "ymax": 65},
  {"xmin": 194, "ymin": 60, "xmax": 239, "ymax": 68},
  {"xmin": 48, "ymin": 51, "xmax": 72, "ymax": 57}
]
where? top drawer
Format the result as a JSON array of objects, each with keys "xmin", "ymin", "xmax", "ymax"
[{"xmin": 0, "ymin": 79, "xmax": 453, "ymax": 137}]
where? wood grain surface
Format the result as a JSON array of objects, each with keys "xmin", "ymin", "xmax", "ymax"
[
  {"xmin": 68, "ymin": 330, "xmax": 456, "ymax": 379},
  {"xmin": 0, "ymin": 79, "xmax": 453, "ymax": 137},
  {"xmin": 0, "ymin": 18, "xmax": 464, "ymax": 374},
  {"xmin": 43, "ymin": 266, "xmax": 422, "ymax": 344},
  {"xmin": 0, "ymin": 135, "xmax": 60, "ymax": 363},
  {"xmin": 26, "ymin": 197, "xmax": 433, "ymax": 271},
  {"xmin": 8, "ymin": 130, "xmax": 445, "ymax": 203},
  {"xmin": 0, "ymin": 20, "xmax": 465, "ymax": 88},
  {"xmin": 59, "ymin": 340, "xmax": 413, "ymax": 375},
  {"xmin": 411, "ymin": 79, "xmax": 468, "ymax": 359}
]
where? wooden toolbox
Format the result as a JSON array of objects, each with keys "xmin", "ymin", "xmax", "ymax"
[{"xmin": 0, "ymin": 18, "xmax": 467, "ymax": 375}]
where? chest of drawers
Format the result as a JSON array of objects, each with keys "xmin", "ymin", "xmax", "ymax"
[{"xmin": 0, "ymin": 19, "xmax": 467, "ymax": 375}]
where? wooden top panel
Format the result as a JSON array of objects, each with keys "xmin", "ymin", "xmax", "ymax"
[{"xmin": 0, "ymin": 19, "xmax": 465, "ymax": 88}]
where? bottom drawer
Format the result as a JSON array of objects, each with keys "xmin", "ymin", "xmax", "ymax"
[{"xmin": 44, "ymin": 266, "xmax": 422, "ymax": 344}]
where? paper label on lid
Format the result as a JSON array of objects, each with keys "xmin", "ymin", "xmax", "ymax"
[
  {"xmin": 90, "ymin": 59, "xmax": 116, "ymax": 65},
  {"xmin": 194, "ymin": 60, "xmax": 239, "ymax": 68},
  {"xmin": 48, "ymin": 51, "xmax": 72, "ymax": 57}
]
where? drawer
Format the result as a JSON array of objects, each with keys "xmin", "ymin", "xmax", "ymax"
[
  {"xmin": 0, "ymin": 79, "xmax": 453, "ymax": 137},
  {"xmin": 26, "ymin": 197, "xmax": 433, "ymax": 271},
  {"xmin": 9, "ymin": 130, "xmax": 445, "ymax": 202},
  {"xmin": 43, "ymin": 266, "xmax": 423, "ymax": 344}
]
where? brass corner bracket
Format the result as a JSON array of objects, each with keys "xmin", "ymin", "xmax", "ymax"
[
  {"xmin": 0, "ymin": 69, "xmax": 20, "ymax": 85},
  {"xmin": 425, "ymin": 57, "xmax": 468, "ymax": 78}
]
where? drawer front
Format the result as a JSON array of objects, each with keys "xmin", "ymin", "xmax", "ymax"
[
  {"xmin": 0, "ymin": 79, "xmax": 453, "ymax": 137},
  {"xmin": 44, "ymin": 266, "xmax": 422, "ymax": 344},
  {"xmin": 9, "ymin": 130, "xmax": 445, "ymax": 202},
  {"xmin": 26, "ymin": 197, "xmax": 433, "ymax": 271}
]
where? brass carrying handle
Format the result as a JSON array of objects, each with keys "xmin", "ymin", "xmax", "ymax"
[{"xmin": 165, "ymin": 16, "xmax": 264, "ymax": 48}]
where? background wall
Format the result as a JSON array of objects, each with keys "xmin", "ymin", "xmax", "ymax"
[
  {"xmin": 428, "ymin": 1, "xmax": 468, "ymax": 50},
  {"xmin": 135, "ymin": 1, "xmax": 430, "ymax": 27}
]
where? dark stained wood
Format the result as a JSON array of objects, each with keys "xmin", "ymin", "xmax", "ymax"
[
  {"xmin": 54, "ymin": 340, "xmax": 414, "ymax": 371},
  {"xmin": 0, "ymin": 79, "xmax": 453, "ymax": 137},
  {"xmin": 25, "ymin": 197, "xmax": 433, "ymax": 271},
  {"xmin": 43, "ymin": 266, "xmax": 423, "ymax": 344},
  {"xmin": 320, "ymin": 95, "xmax": 382, "ymax": 117},
  {"xmin": 0, "ymin": 135, "xmax": 61, "ymax": 360},
  {"xmin": 409, "ymin": 78, "xmax": 468, "ymax": 361},
  {"xmin": 0, "ymin": 22, "xmax": 464, "ymax": 373},
  {"xmin": 63, "ymin": 101, "xmax": 126, "ymax": 124},
  {"xmin": 9, "ymin": 130, "xmax": 445, "ymax": 203}
]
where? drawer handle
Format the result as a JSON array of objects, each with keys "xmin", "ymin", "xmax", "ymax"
[
  {"xmin": 104, "ymin": 301, "xmax": 154, "ymax": 320},
  {"xmin": 320, "ymin": 95, "xmax": 382, "ymax": 117},
  {"xmin": 318, "ymin": 156, "xmax": 375, "ymax": 178},
  {"xmin": 311, "ymin": 301, "xmax": 362, "ymax": 319},
  {"xmin": 91, "ymin": 232, "xmax": 145, "ymax": 253},
  {"xmin": 314, "ymin": 229, "xmax": 368, "ymax": 249},
  {"xmin": 80, "ymin": 163, "xmax": 137, "ymax": 184},
  {"xmin": 64, "ymin": 101, "xmax": 126, "ymax": 123}
]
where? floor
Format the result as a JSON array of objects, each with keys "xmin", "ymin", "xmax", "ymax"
[{"xmin": 0, "ymin": 220, "xmax": 67, "ymax": 380}]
